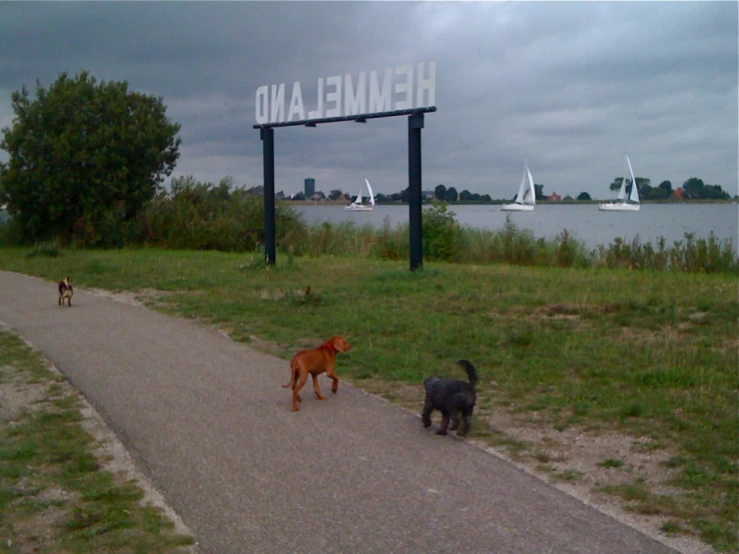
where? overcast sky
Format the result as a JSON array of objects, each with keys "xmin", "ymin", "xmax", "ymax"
[{"xmin": 1, "ymin": 1, "xmax": 737, "ymax": 198}]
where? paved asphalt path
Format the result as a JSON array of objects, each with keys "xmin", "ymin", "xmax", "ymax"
[{"xmin": 0, "ymin": 270, "xmax": 677, "ymax": 554}]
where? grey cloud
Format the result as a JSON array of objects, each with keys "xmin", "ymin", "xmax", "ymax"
[{"xmin": 0, "ymin": 1, "xmax": 736, "ymax": 198}]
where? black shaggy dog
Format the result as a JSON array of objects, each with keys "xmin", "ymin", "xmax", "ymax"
[{"xmin": 422, "ymin": 359, "xmax": 478, "ymax": 437}]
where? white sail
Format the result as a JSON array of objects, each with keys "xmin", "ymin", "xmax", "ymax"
[
  {"xmin": 514, "ymin": 172, "xmax": 528, "ymax": 204},
  {"xmin": 524, "ymin": 166, "xmax": 536, "ymax": 205},
  {"xmin": 626, "ymin": 155, "xmax": 639, "ymax": 203},
  {"xmin": 365, "ymin": 178, "xmax": 376, "ymax": 206},
  {"xmin": 617, "ymin": 178, "xmax": 627, "ymax": 201}
]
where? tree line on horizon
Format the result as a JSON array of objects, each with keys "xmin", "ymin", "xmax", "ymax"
[{"xmin": 282, "ymin": 177, "xmax": 732, "ymax": 204}]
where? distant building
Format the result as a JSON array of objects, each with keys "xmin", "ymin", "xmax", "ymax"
[
  {"xmin": 422, "ymin": 190, "xmax": 436, "ymax": 200},
  {"xmin": 548, "ymin": 192, "xmax": 562, "ymax": 202},
  {"xmin": 304, "ymin": 178, "xmax": 315, "ymax": 197}
]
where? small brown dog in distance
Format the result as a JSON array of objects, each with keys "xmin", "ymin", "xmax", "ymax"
[
  {"xmin": 282, "ymin": 335, "xmax": 352, "ymax": 411},
  {"xmin": 58, "ymin": 276, "xmax": 73, "ymax": 306}
]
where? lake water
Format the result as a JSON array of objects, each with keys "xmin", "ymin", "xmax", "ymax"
[{"xmin": 294, "ymin": 203, "xmax": 739, "ymax": 251}]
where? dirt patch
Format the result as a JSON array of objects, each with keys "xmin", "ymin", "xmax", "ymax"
[
  {"xmin": 355, "ymin": 377, "xmax": 423, "ymax": 412},
  {"xmin": 0, "ymin": 327, "xmax": 198, "ymax": 552},
  {"xmin": 9, "ymin": 505, "xmax": 68, "ymax": 551},
  {"xmin": 85, "ymin": 287, "xmax": 144, "ymax": 306},
  {"xmin": 482, "ymin": 409, "xmax": 680, "ymax": 490},
  {"xmin": 483, "ymin": 419, "xmax": 716, "ymax": 554},
  {"xmin": 215, "ymin": 330, "xmax": 324, "ymax": 360},
  {"xmin": 233, "ymin": 334, "xmax": 288, "ymax": 358},
  {"xmin": 350, "ymin": 376, "xmax": 715, "ymax": 554},
  {"xmin": 0, "ymin": 369, "xmax": 48, "ymax": 420},
  {"xmin": 535, "ymin": 304, "xmax": 585, "ymax": 320},
  {"xmin": 620, "ymin": 325, "xmax": 685, "ymax": 346},
  {"xmin": 259, "ymin": 287, "xmax": 310, "ymax": 301},
  {"xmin": 85, "ymin": 287, "xmax": 178, "ymax": 307}
]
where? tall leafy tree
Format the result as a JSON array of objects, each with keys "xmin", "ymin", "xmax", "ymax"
[
  {"xmin": 609, "ymin": 178, "xmax": 625, "ymax": 191},
  {"xmin": 534, "ymin": 184, "xmax": 545, "ymax": 201},
  {"xmin": 700, "ymin": 184, "xmax": 730, "ymax": 200},
  {"xmin": 658, "ymin": 180, "xmax": 673, "ymax": 195},
  {"xmin": 0, "ymin": 70, "xmax": 181, "ymax": 245},
  {"xmin": 609, "ymin": 177, "xmax": 650, "ymax": 194},
  {"xmin": 434, "ymin": 184, "xmax": 447, "ymax": 201},
  {"xmin": 683, "ymin": 177, "xmax": 704, "ymax": 198}
]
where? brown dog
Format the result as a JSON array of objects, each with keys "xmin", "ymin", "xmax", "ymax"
[
  {"xmin": 58, "ymin": 276, "xmax": 73, "ymax": 306},
  {"xmin": 282, "ymin": 335, "xmax": 352, "ymax": 411}
]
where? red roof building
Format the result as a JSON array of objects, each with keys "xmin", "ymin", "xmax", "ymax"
[{"xmin": 671, "ymin": 187, "xmax": 686, "ymax": 200}]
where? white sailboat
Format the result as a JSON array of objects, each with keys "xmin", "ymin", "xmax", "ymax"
[
  {"xmin": 345, "ymin": 178, "xmax": 376, "ymax": 211},
  {"xmin": 501, "ymin": 161, "xmax": 536, "ymax": 212},
  {"xmin": 598, "ymin": 154, "xmax": 641, "ymax": 212}
]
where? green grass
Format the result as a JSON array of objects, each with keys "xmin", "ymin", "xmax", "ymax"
[
  {"xmin": 0, "ymin": 246, "xmax": 737, "ymax": 551},
  {"xmin": 0, "ymin": 327, "xmax": 194, "ymax": 552}
]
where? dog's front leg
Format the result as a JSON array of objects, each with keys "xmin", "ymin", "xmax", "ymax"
[
  {"xmin": 326, "ymin": 362, "xmax": 339, "ymax": 394},
  {"xmin": 311, "ymin": 374, "xmax": 327, "ymax": 400},
  {"xmin": 326, "ymin": 363, "xmax": 339, "ymax": 394}
]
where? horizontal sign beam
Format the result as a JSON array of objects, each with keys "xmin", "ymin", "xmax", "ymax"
[{"xmin": 252, "ymin": 107, "xmax": 436, "ymax": 129}]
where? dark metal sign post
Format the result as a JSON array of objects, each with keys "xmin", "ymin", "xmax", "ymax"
[
  {"xmin": 260, "ymin": 127, "xmax": 275, "ymax": 265},
  {"xmin": 408, "ymin": 112, "xmax": 424, "ymax": 270},
  {"xmin": 254, "ymin": 106, "xmax": 435, "ymax": 270}
]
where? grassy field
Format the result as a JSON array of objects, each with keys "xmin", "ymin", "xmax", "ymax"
[
  {"xmin": 0, "ymin": 326, "xmax": 195, "ymax": 552},
  {"xmin": 0, "ymin": 246, "xmax": 737, "ymax": 551}
]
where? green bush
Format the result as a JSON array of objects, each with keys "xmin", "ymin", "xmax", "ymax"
[
  {"xmin": 422, "ymin": 201, "xmax": 460, "ymax": 261},
  {"xmin": 26, "ymin": 239, "xmax": 62, "ymax": 258},
  {"xmin": 595, "ymin": 232, "xmax": 737, "ymax": 274},
  {"xmin": 132, "ymin": 176, "xmax": 306, "ymax": 252}
]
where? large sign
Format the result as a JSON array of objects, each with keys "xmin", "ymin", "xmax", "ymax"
[{"xmin": 255, "ymin": 61, "xmax": 436, "ymax": 125}]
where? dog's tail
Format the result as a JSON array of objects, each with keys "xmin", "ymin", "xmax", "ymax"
[{"xmin": 457, "ymin": 360, "xmax": 479, "ymax": 388}]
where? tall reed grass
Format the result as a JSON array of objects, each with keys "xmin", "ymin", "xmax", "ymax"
[{"xmin": 1, "ymin": 176, "xmax": 736, "ymax": 274}]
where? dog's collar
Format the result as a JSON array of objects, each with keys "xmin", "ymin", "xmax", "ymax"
[{"xmin": 322, "ymin": 342, "xmax": 338, "ymax": 353}]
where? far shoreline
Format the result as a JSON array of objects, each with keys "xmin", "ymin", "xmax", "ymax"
[{"xmin": 282, "ymin": 199, "xmax": 739, "ymax": 206}]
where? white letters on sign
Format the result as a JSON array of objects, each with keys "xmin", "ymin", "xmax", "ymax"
[{"xmin": 254, "ymin": 61, "xmax": 436, "ymax": 124}]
